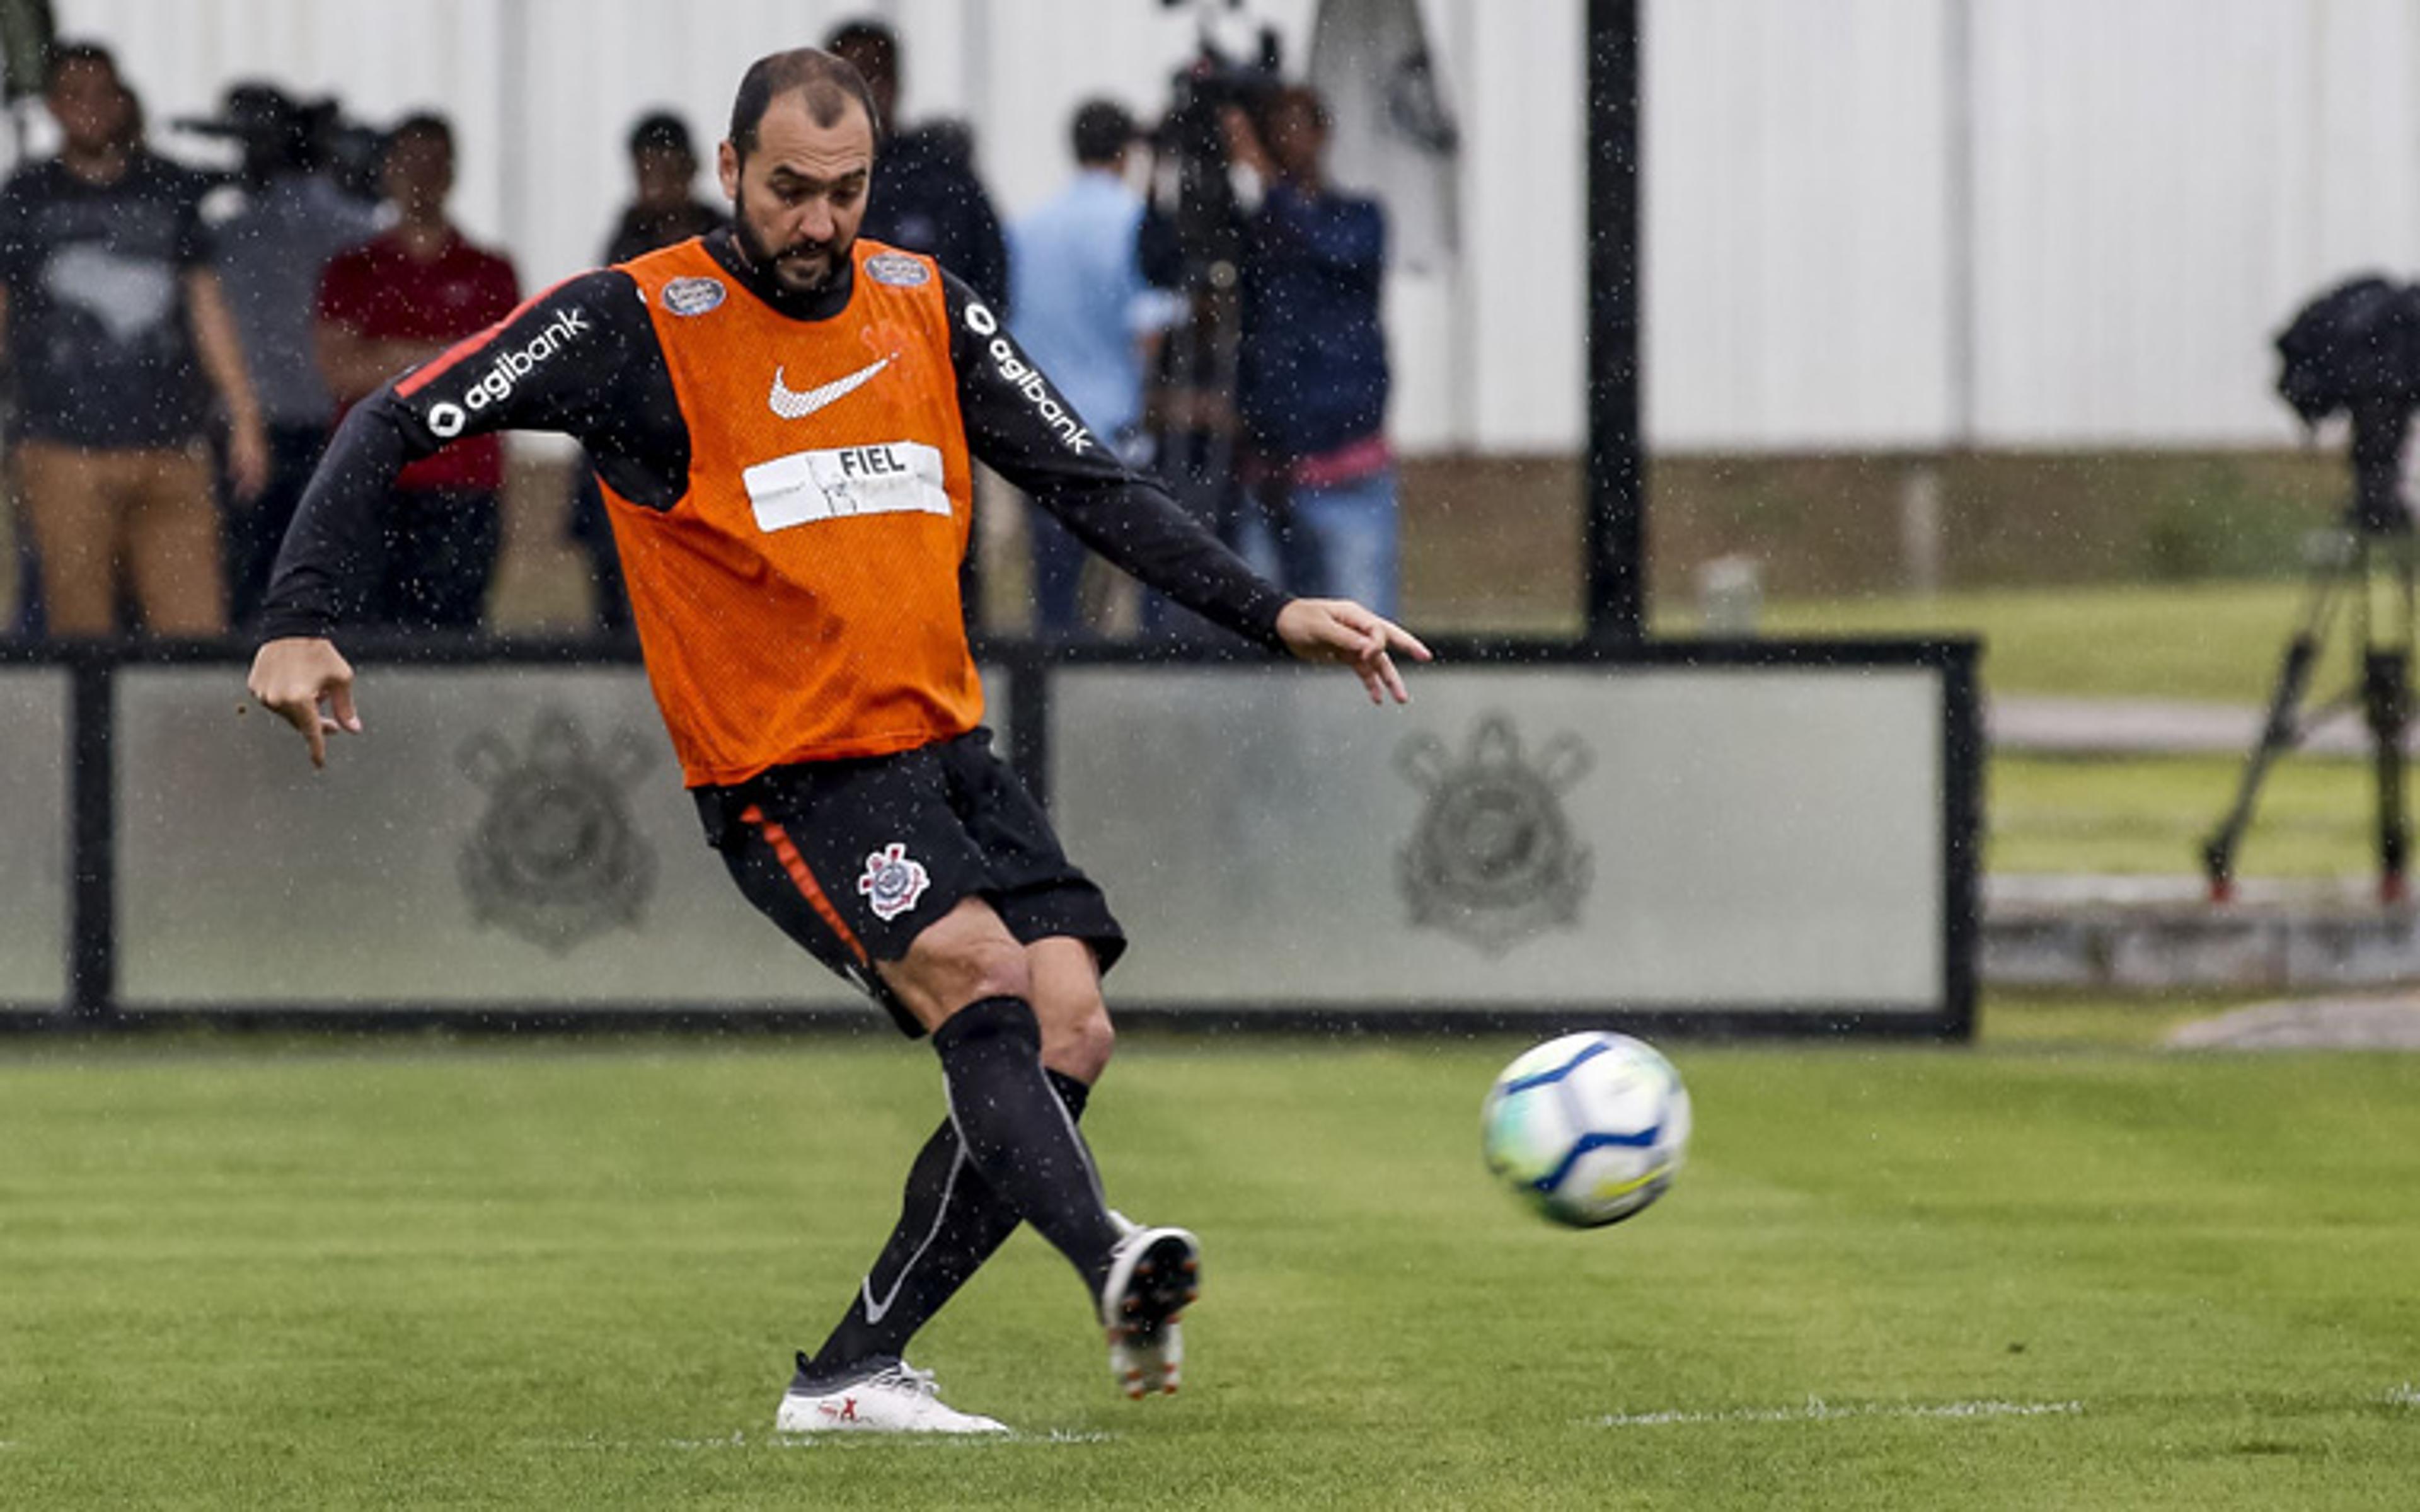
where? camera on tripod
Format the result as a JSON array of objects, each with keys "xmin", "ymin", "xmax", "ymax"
[
  {"xmin": 1143, "ymin": 14, "xmax": 1283, "ymax": 293},
  {"xmin": 2274, "ymin": 274, "xmax": 2420, "ymax": 534},
  {"xmin": 2203, "ymin": 275, "xmax": 2420, "ymax": 902}
]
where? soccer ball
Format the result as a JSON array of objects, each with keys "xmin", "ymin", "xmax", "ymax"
[{"xmin": 1481, "ymin": 1032, "xmax": 1690, "ymax": 1228}]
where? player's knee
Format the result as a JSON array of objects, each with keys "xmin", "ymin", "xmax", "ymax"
[
  {"xmin": 1044, "ymin": 999, "xmax": 1115, "ymax": 1083},
  {"xmin": 923, "ymin": 937, "xmax": 1033, "ymax": 1017}
]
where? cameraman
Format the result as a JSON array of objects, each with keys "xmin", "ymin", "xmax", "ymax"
[{"xmin": 1225, "ymin": 84, "xmax": 1395, "ymax": 618}]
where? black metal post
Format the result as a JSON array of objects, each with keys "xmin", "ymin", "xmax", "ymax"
[
  {"xmin": 67, "ymin": 652, "xmax": 113, "ymax": 1020},
  {"xmin": 1586, "ymin": 0, "xmax": 1645, "ymax": 641}
]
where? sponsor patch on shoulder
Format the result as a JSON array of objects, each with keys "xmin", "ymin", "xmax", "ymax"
[
  {"xmin": 660, "ymin": 276, "xmax": 727, "ymax": 316},
  {"xmin": 864, "ymin": 252, "xmax": 931, "ymax": 287}
]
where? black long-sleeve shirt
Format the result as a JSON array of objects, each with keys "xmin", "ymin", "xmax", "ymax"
[{"xmin": 258, "ymin": 227, "xmax": 1286, "ymax": 647}]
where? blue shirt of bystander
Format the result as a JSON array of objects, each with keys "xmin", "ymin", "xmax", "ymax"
[{"xmin": 1007, "ymin": 168, "xmax": 1162, "ymax": 447}]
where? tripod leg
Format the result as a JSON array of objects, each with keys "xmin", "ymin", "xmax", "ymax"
[
  {"xmin": 2362, "ymin": 647, "xmax": 2409, "ymax": 902},
  {"xmin": 2204, "ymin": 634, "xmax": 2325, "ymax": 900},
  {"xmin": 2204, "ymin": 548, "xmax": 2358, "ymax": 900}
]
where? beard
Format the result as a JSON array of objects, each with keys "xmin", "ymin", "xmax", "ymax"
[{"xmin": 732, "ymin": 190, "xmax": 850, "ymax": 292}]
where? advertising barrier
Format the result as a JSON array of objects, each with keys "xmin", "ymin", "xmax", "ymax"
[{"xmin": 1, "ymin": 639, "xmax": 1978, "ymax": 1036}]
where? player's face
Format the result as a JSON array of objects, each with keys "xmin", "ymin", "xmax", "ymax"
[{"xmin": 720, "ymin": 93, "xmax": 873, "ymax": 295}]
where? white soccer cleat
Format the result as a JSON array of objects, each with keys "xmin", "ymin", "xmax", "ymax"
[
  {"xmin": 1110, "ymin": 1314, "xmax": 1185, "ymax": 1399},
  {"xmin": 1099, "ymin": 1223, "xmax": 1200, "ymax": 1400},
  {"xmin": 774, "ymin": 1360, "xmax": 1009, "ymax": 1435}
]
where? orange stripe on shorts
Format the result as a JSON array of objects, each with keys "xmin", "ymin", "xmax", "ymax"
[{"xmin": 739, "ymin": 804, "xmax": 871, "ymax": 967}]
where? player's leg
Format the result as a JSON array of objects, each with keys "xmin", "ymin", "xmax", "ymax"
[
  {"xmin": 714, "ymin": 794, "xmax": 1010, "ymax": 1433},
  {"xmin": 720, "ymin": 739, "xmax": 1187, "ymax": 1420},
  {"xmin": 1025, "ymin": 937, "xmax": 1197, "ymax": 1400},
  {"xmin": 797, "ymin": 936, "xmax": 1111, "ymax": 1385},
  {"xmin": 935, "ymin": 739, "xmax": 1196, "ymax": 1397},
  {"xmin": 812, "ymin": 929, "xmax": 1195, "ymax": 1399},
  {"xmin": 877, "ymin": 900, "xmax": 1125, "ymax": 1293}
]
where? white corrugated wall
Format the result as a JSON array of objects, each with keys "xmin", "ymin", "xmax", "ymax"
[
  {"xmin": 39, "ymin": 1, "xmax": 2420, "ymax": 453},
  {"xmin": 1646, "ymin": 0, "xmax": 2420, "ymax": 452},
  {"xmin": 40, "ymin": 0, "xmax": 1584, "ymax": 457}
]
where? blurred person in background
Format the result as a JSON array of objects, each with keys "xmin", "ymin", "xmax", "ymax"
[
  {"xmin": 827, "ymin": 18, "xmax": 1015, "ymax": 627},
  {"xmin": 569, "ymin": 110, "xmax": 726, "ymax": 634},
  {"xmin": 0, "ymin": 42, "xmax": 268, "ymax": 638},
  {"xmin": 601, "ymin": 110, "xmax": 725, "ymax": 265},
  {"xmin": 824, "ymin": 18, "xmax": 1009, "ymax": 314},
  {"xmin": 249, "ymin": 45, "xmax": 1426, "ymax": 1436},
  {"xmin": 1008, "ymin": 99, "xmax": 1169, "ymax": 637},
  {"xmin": 314, "ymin": 112, "xmax": 519, "ymax": 631},
  {"xmin": 1226, "ymin": 84, "xmax": 1396, "ymax": 618},
  {"xmin": 204, "ymin": 83, "xmax": 380, "ymax": 629}
]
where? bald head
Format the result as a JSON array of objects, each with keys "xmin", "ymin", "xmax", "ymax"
[{"xmin": 728, "ymin": 47, "xmax": 880, "ymax": 161}]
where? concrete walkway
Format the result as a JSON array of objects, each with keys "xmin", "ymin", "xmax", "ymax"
[{"xmin": 1990, "ymin": 695, "xmax": 2414, "ymax": 756}]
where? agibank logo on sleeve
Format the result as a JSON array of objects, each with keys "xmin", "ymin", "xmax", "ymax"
[
  {"xmin": 425, "ymin": 306, "xmax": 591, "ymax": 437},
  {"xmin": 962, "ymin": 299, "xmax": 1095, "ymax": 456}
]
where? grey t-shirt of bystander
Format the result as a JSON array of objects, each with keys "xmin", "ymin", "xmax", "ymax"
[{"xmin": 209, "ymin": 171, "xmax": 379, "ymax": 430}]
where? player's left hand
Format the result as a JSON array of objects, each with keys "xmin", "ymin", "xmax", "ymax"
[{"xmin": 1274, "ymin": 597, "xmax": 1433, "ymax": 704}]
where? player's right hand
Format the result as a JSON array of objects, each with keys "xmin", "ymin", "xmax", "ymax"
[{"xmin": 247, "ymin": 636, "xmax": 362, "ymax": 769}]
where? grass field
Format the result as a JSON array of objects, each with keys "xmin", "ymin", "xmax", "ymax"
[
  {"xmin": 1991, "ymin": 753, "xmax": 2379, "ymax": 876},
  {"xmin": 1730, "ymin": 580, "xmax": 2316, "ymax": 703},
  {"xmin": 4, "ymin": 1016, "xmax": 2417, "ymax": 1509}
]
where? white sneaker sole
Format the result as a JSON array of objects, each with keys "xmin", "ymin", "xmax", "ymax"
[
  {"xmin": 774, "ymin": 1387, "xmax": 1008, "ymax": 1435},
  {"xmin": 1101, "ymin": 1227, "xmax": 1200, "ymax": 1399}
]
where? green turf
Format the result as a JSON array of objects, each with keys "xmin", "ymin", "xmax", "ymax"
[
  {"xmin": 1685, "ymin": 579, "xmax": 2322, "ymax": 703},
  {"xmin": 1991, "ymin": 753, "xmax": 2382, "ymax": 876},
  {"xmin": 3, "ymin": 1025, "xmax": 2416, "ymax": 1509}
]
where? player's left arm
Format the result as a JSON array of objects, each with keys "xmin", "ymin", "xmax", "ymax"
[
  {"xmin": 940, "ymin": 271, "xmax": 1427, "ymax": 697},
  {"xmin": 251, "ymin": 271, "xmax": 659, "ymax": 765}
]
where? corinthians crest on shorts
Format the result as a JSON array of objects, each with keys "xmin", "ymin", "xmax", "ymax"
[
  {"xmin": 1395, "ymin": 714, "xmax": 1593, "ymax": 956},
  {"xmin": 858, "ymin": 842, "xmax": 931, "ymax": 920},
  {"xmin": 457, "ymin": 709, "xmax": 657, "ymax": 953}
]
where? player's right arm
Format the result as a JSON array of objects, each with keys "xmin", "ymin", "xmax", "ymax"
[{"xmin": 251, "ymin": 268, "xmax": 676, "ymax": 766}]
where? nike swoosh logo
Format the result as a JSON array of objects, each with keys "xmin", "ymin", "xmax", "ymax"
[
  {"xmin": 769, "ymin": 353, "xmax": 894, "ymax": 420},
  {"xmin": 860, "ymin": 1145, "xmax": 966, "ymax": 1325}
]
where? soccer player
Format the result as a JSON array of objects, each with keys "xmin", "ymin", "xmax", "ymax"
[{"xmin": 246, "ymin": 49, "xmax": 1427, "ymax": 1435}]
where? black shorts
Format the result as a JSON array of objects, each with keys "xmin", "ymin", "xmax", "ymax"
[{"xmin": 698, "ymin": 728, "xmax": 1126, "ymax": 1036}]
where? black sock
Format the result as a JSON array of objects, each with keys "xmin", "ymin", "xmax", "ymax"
[
  {"xmin": 799, "ymin": 1070, "xmax": 1093, "ymax": 1385},
  {"xmin": 930, "ymin": 997, "xmax": 1119, "ymax": 1290}
]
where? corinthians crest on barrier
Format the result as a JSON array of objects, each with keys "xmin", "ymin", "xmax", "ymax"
[
  {"xmin": 1396, "ymin": 713, "xmax": 1593, "ymax": 956},
  {"xmin": 458, "ymin": 709, "xmax": 657, "ymax": 953}
]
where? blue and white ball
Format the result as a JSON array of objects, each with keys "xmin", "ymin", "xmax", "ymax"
[{"xmin": 1482, "ymin": 1032, "xmax": 1690, "ymax": 1228}]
